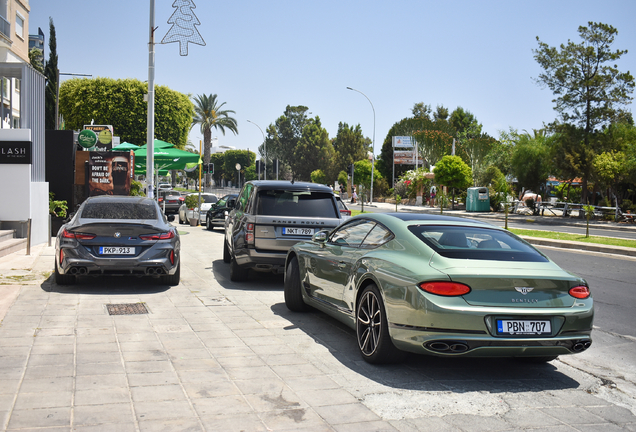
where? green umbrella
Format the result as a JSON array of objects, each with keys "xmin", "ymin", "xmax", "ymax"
[
  {"xmin": 133, "ymin": 146, "xmax": 201, "ymax": 173},
  {"xmin": 111, "ymin": 142, "xmax": 140, "ymax": 151},
  {"xmin": 139, "ymin": 139, "xmax": 177, "ymax": 149}
]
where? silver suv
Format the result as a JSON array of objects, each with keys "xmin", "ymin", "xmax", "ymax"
[{"xmin": 223, "ymin": 181, "xmax": 343, "ymax": 281}]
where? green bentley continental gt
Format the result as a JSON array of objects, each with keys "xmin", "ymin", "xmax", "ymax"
[{"xmin": 284, "ymin": 213, "xmax": 593, "ymax": 364}]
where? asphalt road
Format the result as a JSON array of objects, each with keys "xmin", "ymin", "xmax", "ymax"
[{"xmin": 536, "ymin": 246, "xmax": 636, "ymax": 338}]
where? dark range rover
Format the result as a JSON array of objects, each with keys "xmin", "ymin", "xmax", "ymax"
[{"xmin": 224, "ymin": 181, "xmax": 343, "ymax": 281}]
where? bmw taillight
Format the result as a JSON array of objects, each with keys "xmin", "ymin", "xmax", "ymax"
[
  {"xmin": 169, "ymin": 250, "xmax": 175, "ymax": 265},
  {"xmin": 59, "ymin": 249, "xmax": 64, "ymax": 263},
  {"xmin": 61, "ymin": 228, "xmax": 96, "ymax": 240},
  {"xmin": 419, "ymin": 281, "xmax": 471, "ymax": 296},
  {"xmin": 569, "ymin": 286, "xmax": 590, "ymax": 299},
  {"xmin": 140, "ymin": 230, "xmax": 175, "ymax": 240},
  {"xmin": 246, "ymin": 223, "xmax": 255, "ymax": 245}
]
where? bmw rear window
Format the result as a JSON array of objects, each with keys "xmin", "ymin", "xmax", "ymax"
[
  {"xmin": 408, "ymin": 225, "xmax": 548, "ymax": 262},
  {"xmin": 256, "ymin": 190, "xmax": 338, "ymax": 218},
  {"xmin": 81, "ymin": 202, "xmax": 157, "ymax": 220}
]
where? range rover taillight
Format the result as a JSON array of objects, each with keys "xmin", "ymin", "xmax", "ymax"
[{"xmin": 246, "ymin": 223, "xmax": 255, "ymax": 245}]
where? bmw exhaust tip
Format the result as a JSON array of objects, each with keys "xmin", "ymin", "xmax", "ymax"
[{"xmin": 78, "ymin": 267, "xmax": 87, "ymax": 275}]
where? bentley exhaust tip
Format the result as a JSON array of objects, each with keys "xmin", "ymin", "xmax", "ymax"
[
  {"xmin": 572, "ymin": 340, "xmax": 592, "ymax": 352},
  {"xmin": 426, "ymin": 341, "xmax": 470, "ymax": 353}
]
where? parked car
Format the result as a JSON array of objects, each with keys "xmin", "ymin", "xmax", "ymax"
[
  {"xmin": 335, "ymin": 195, "xmax": 351, "ymax": 220},
  {"xmin": 205, "ymin": 194, "xmax": 238, "ymax": 231},
  {"xmin": 224, "ymin": 181, "xmax": 343, "ymax": 282},
  {"xmin": 178, "ymin": 193, "xmax": 218, "ymax": 224},
  {"xmin": 54, "ymin": 195, "xmax": 180, "ymax": 286},
  {"xmin": 157, "ymin": 183, "xmax": 172, "ymax": 191},
  {"xmin": 284, "ymin": 212, "xmax": 593, "ymax": 364},
  {"xmin": 158, "ymin": 190, "xmax": 183, "ymax": 214}
]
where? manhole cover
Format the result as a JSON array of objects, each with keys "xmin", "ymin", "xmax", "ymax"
[{"xmin": 106, "ymin": 303, "xmax": 149, "ymax": 315}]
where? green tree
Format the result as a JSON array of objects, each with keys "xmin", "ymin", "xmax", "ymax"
[
  {"xmin": 223, "ymin": 150, "xmax": 255, "ymax": 186},
  {"xmin": 29, "ymin": 48, "xmax": 44, "ymax": 74},
  {"xmin": 294, "ymin": 117, "xmax": 334, "ymax": 181},
  {"xmin": 59, "ymin": 78, "xmax": 193, "ymax": 148},
  {"xmin": 593, "ymin": 150, "xmax": 625, "ymax": 203},
  {"xmin": 534, "ymin": 21, "xmax": 635, "ymax": 202},
  {"xmin": 44, "ymin": 18, "xmax": 58, "ymax": 130},
  {"xmin": 265, "ymin": 105, "xmax": 312, "ymax": 180},
  {"xmin": 310, "ymin": 169, "xmax": 326, "ymax": 184},
  {"xmin": 332, "ymin": 122, "xmax": 368, "ymax": 177},
  {"xmin": 510, "ymin": 132, "xmax": 552, "ymax": 195},
  {"xmin": 412, "ymin": 102, "xmax": 432, "ymax": 119},
  {"xmin": 433, "ymin": 155, "xmax": 472, "ymax": 210},
  {"xmin": 191, "ymin": 94, "xmax": 238, "ymax": 187}
]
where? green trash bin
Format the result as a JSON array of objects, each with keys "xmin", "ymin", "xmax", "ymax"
[{"xmin": 466, "ymin": 187, "xmax": 490, "ymax": 212}]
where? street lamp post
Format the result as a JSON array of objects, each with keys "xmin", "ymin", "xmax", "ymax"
[
  {"xmin": 246, "ymin": 120, "xmax": 266, "ymax": 180},
  {"xmin": 347, "ymin": 86, "xmax": 375, "ymax": 204}
]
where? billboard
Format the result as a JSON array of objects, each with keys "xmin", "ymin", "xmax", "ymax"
[
  {"xmin": 88, "ymin": 151, "xmax": 134, "ymax": 196},
  {"xmin": 83, "ymin": 125, "xmax": 114, "ymax": 151},
  {"xmin": 394, "ymin": 150, "xmax": 415, "ymax": 165},
  {"xmin": 392, "ymin": 136, "xmax": 413, "ymax": 148}
]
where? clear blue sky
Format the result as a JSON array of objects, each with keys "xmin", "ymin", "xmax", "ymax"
[{"xmin": 30, "ymin": 0, "xmax": 636, "ymax": 156}]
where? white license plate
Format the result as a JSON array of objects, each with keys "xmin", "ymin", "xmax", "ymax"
[
  {"xmin": 283, "ymin": 227, "xmax": 314, "ymax": 236},
  {"xmin": 99, "ymin": 246, "xmax": 135, "ymax": 255},
  {"xmin": 497, "ymin": 320, "xmax": 551, "ymax": 335}
]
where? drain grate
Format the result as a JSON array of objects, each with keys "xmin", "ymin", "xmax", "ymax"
[{"xmin": 106, "ymin": 303, "xmax": 149, "ymax": 315}]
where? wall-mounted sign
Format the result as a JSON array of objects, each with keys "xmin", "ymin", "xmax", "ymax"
[
  {"xmin": 0, "ymin": 141, "xmax": 32, "ymax": 164},
  {"xmin": 83, "ymin": 125, "xmax": 114, "ymax": 151},
  {"xmin": 78, "ymin": 129, "xmax": 98, "ymax": 148}
]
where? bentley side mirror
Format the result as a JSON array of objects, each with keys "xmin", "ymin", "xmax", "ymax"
[{"xmin": 312, "ymin": 230, "xmax": 329, "ymax": 245}]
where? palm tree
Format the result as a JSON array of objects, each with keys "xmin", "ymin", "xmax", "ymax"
[{"xmin": 191, "ymin": 94, "xmax": 238, "ymax": 187}]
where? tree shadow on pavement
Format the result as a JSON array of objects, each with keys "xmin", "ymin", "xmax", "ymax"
[{"xmin": 270, "ymin": 302, "xmax": 583, "ymax": 394}]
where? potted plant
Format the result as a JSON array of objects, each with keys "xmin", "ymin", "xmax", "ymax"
[
  {"xmin": 184, "ymin": 194, "xmax": 200, "ymax": 226},
  {"xmin": 49, "ymin": 192, "xmax": 68, "ymax": 236}
]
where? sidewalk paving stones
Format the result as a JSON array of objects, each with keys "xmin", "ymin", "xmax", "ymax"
[{"xmin": 1, "ymin": 221, "xmax": 636, "ymax": 431}]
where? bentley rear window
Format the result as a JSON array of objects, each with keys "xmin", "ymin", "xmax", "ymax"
[
  {"xmin": 408, "ymin": 225, "xmax": 548, "ymax": 262},
  {"xmin": 256, "ymin": 190, "xmax": 338, "ymax": 218},
  {"xmin": 81, "ymin": 202, "xmax": 157, "ymax": 220}
]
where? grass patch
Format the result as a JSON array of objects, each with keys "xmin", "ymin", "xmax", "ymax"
[{"xmin": 509, "ymin": 228, "xmax": 636, "ymax": 249}]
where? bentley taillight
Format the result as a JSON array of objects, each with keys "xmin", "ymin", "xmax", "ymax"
[
  {"xmin": 569, "ymin": 286, "xmax": 590, "ymax": 299},
  {"xmin": 419, "ymin": 281, "xmax": 471, "ymax": 296}
]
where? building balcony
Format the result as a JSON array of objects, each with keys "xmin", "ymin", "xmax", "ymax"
[{"xmin": 0, "ymin": 15, "xmax": 10, "ymax": 40}]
